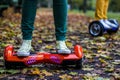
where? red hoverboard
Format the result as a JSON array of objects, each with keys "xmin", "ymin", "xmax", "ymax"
[{"xmin": 4, "ymin": 45, "xmax": 83, "ymax": 69}]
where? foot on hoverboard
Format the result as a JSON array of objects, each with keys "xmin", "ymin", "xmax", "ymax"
[
  {"xmin": 56, "ymin": 41, "xmax": 71, "ymax": 54},
  {"xmin": 17, "ymin": 40, "xmax": 32, "ymax": 57},
  {"xmin": 17, "ymin": 40, "xmax": 71, "ymax": 56}
]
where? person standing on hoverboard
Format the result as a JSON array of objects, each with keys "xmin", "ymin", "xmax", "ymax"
[
  {"xmin": 17, "ymin": 0, "xmax": 71, "ymax": 56},
  {"xmin": 95, "ymin": 0, "xmax": 117, "ymax": 28}
]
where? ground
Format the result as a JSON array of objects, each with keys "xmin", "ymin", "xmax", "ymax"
[{"xmin": 0, "ymin": 8, "xmax": 120, "ymax": 80}]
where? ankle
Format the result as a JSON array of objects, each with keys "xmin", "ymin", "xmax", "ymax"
[
  {"xmin": 56, "ymin": 41, "xmax": 65, "ymax": 44},
  {"xmin": 22, "ymin": 40, "xmax": 32, "ymax": 45},
  {"xmin": 23, "ymin": 40, "xmax": 32, "ymax": 43}
]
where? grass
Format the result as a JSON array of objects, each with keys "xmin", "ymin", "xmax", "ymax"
[{"xmin": 69, "ymin": 10, "xmax": 120, "ymax": 21}]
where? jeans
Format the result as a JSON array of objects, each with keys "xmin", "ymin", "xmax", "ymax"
[{"xmin": 21, "ymin": 0, "xmax": 68, "ymax": 40}]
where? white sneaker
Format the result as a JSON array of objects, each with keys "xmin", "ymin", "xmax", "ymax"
[
  {"xmin": 17, "ymin": 40, "xmax": 32, "ymax": 56},
  {"xmin": 104, "ymin": 20, "xmax": 117, "ymax": 28},
  {"xmin": 99, "ymin": 19, "xmax": 111, "ymax": 29},
  {"xmin": 56, "ymin": 41, "xmax": 71, "ymax": 54}
]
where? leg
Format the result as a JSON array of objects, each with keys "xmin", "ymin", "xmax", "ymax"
[
  {"xmin": 17, "ymin": 0, "xmax": 37, "ymax": 56},
  {"xmin": 21, "ymin": 0, "xmax": 37, "ymax": 40},
  {"xmin": 53, "ymin": 0, "xmax": 67, "ymax": 41},
  {"xmin": 95, "ymin": 0, "xmax": 104, "ymax": 20},
  {"xmin": 53, "ymin": 0, "xmax": 71, "ymax": 54},
  {"xmin": 95, "ymin": 0, "xmax": 111, "ymax": 29},
  {"xmin": 100, "ymin": 0, "xmax": 116, "ymax": 28},
  {"xmin": 103, "ymin": 0, "xmax": 109, "ymax": 19}
]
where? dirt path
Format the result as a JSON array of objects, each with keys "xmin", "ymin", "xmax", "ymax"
[{"xmin": 0, "ymin": 9, "xmax": 120, "ymax": 80}]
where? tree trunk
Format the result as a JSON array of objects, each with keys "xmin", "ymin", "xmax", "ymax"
[{"xmin": 83, "ymin": 0, "xmax": 87, "ymax": 13}]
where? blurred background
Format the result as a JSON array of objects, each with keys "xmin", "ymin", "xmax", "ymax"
[{"xmin": 0, "ymin": 0, "xmax": 120, "ymax": 20}]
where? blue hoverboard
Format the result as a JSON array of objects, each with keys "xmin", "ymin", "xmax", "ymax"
[{"xmin": 89, "ymin": 19, "xmax": 119, "ymax": 37}]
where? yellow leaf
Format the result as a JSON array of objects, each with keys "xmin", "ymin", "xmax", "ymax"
[
  {"xmin": 83, "ymin": 68, "xmax": 94, "ymax": 71},
  {"xmin": 69, "ymin": 72, "xmax": 78, "ymax": 75},
  {"xmin": 39, "ymin": 75, "xmax": 45, "ymax": 79},
  {"xmin": 99, "ymin": 58, "xmax": 106, "ymax": 63},
  {"xmin": 105, "ymin": 68, "xmax": 114, "ymax": 73},
  {"xmin": 32, "ymin": 68, "xmax": 40, "ymax": 75},
  {"xmin": 100, "ymin": 54, "xmax": 112, "ymax": 60},
  {"xmin": 21, "ymin": 68, "xmax": 28, "ymax": 74},
  {"xmin": 42, "ymin": 70, "xmax": 53, "ymax": 76},
  {"xmin": 59, "ymin": 74, "xmax": 72, "ymax": 80},
  {"xmin": 45, "ymin": 45, "xmax": 53, "ymax": 49},
  {"xmin": 38, "ymin": 40, "xmax": 42, "ymax": 43},
  {"xmin": 66, "ymin": 42, "xmax": 73, "ymax": 48},
  {"xmin": 95, "ymin": 37, "xmax": 106, "ymax": 42}
]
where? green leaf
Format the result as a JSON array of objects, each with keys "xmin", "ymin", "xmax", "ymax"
[
  {"xmin": 69, "ymin": 72, "xmax": 78, "ymax": 75},
  {"xmin": 7, "ymin": 69, "xmax": 19, "ymax": 74}
]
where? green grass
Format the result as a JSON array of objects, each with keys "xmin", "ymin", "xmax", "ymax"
[{"xmin": 69, "ymin": 10, "xmax": 120, "ymax": 21}]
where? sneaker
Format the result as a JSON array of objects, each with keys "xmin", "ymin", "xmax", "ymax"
[
  {"xmin": 56, "ymin": 41, "xmax": 71, "ymax": 54},
  {"xmin": 104, "ymin": 20, "xmax": 117, "ymax": 28},
  {"xmin": 17, "ymin": 40, "xmax": 32, "ymax": 56},
  {"xmin": 99, "ymin": 19, "xmax": 111, "ymax": 29}
]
